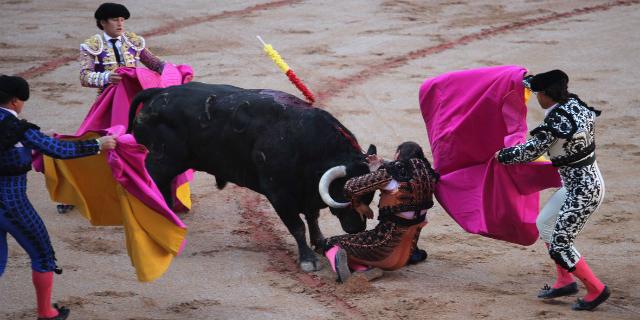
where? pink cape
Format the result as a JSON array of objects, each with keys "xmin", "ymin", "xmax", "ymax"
[
  {"xmin": 77, "ymin": 65, "xmax": 194, "ymax": 211},
  {"xmin": 419, "ymin": 65, "xmax": 561, "ymax": 245}
]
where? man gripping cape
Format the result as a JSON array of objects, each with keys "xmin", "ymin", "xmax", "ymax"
[{"xmin": 419, "ymin": 65, "xmax": 561, "ymax": 245}]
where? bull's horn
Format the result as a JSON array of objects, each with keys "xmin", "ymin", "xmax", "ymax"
[{"xmin": 318, "ymin": 165, "xmax": 350, "ymax": 208}]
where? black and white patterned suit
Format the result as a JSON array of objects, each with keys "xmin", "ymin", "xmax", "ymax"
[{"xmin": 498, "ymin": 98, "xmax": 604, "ymax": 271}]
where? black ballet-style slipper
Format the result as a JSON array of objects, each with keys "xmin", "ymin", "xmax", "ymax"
[
  {"xmin": 407, "ymin": 248, "xmax": 428, "ymax": 265},
  {"xmin": 537, "ymin": 282, "xmax": 579, "ymax": 299},
  {"xmin": 37, "ymin": 304, "xmax": 70, "ymax": 320},
  {"xmin": 572, "ymin": 286, "xmax": 611, "ymax": 311},
  {"xmin": 56, "ymin": 204, "xmax": 75, "ymax": 214}
]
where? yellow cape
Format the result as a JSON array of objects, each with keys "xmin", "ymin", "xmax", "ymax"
[{"xmin": 43, "ymin": 133, "xmax": 188, "ymax": 282}]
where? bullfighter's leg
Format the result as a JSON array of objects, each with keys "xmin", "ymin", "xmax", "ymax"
[
  {"xmin": 268, "ymin": 194, "xmax": 320, "ymax": 272},
  {"xmin": 303, "ymin": 209, "xmax": 325, "ymax": 253}
]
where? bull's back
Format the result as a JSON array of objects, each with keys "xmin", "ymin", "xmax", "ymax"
[{"xmin": 133, "ymin": 82, "xmax": 360, "ymax": 194}]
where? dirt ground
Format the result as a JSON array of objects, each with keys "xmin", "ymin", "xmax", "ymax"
[{"xmin": 1, "ymin": 0, "xmax": 639, "ymax": 319}]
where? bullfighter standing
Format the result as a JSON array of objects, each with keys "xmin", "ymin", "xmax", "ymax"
[
  {"xmin": 79, "ymin": 2, "xmax": 166, "ymax": 94},
  {"xmin": 56, "ymin": 2, "xmax": 167, "ymax": 214},
  {"xmin": 0, "ymin": 75, "xmax": 116, "ymax": 320},
  {"xmin": 497, "ymin": 70, "xmax": 610, "ymax": 311},
  {"xmin": 324, "ymin": 142, "xmax": 439, "ymax": 283}
]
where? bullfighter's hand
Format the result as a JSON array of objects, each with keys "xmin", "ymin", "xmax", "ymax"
[
  {"xmin": 108, "ymin": 73, "xmax": 122, "ymax": 84},
  {"xmin": 183, "ymin": 74, "xmax": 194, "ymax": 83},
  {"xmin": 366, "ymin": 154, "xmax": 384, "ymax": 171},
  {"xmin": 97, "ymin": 136, "xmax": 117, "ymax": 150},
  {"xmin": 353, "ymin": 201, "xmax": 374, "ymax": 221}
]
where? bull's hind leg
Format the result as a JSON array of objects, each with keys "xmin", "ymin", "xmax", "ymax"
[
  {"xmin": 303, "ymin": 209, "xmax": 325, "ymax": 254},
  {"xmin": 268, "ymin": 194, "xmax": 321, "ymax": 272}
]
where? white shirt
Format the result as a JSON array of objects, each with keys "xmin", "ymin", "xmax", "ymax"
[
  {"xmin": 0, "ymin": 106, "xmax": 18, "ymax": 118},
  {"xmin": 544, "ymin": 103, "xmax": 559, "ymax": 117},
  {"xmin": 380, "ymin": 179, "xmax": 428, "ymax": 220},
  {"xmin": 103, "ymin": 32, "xmax": 123, "ymax": 56}
]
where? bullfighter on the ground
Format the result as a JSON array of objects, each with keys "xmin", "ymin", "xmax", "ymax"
[
  {"xmin": 497, "ymin": 70, "xmax": 610, "ymax": 311},
  {"xmin": 323, "ymin": 142, "xmax": 439, "ymax": 283},
  {"xmin": 0, "ymin": 75, "xmax": 116, "ymax": 320}
]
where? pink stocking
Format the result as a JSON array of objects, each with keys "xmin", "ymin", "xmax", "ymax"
[
  {"xmin": 572, "ymin": 257, "xmax": 605, "ymax": 302},
  {"xmin": 324, "ymin": 246, "xmax": 340, "ymax": 272},
  {"xmin": 32, "ymin": 271, "xmax": 58, "ymax": 318},
  {"xmin": 545, "ymin": 242, "xmax": 575, "ymax": 288}
]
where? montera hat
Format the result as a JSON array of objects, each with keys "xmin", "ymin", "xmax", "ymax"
[
  {"xmin": 94, "ymin": 2, "xmax": 130, "ymax": 20},
  {"xmin": 0, "ymin": 75, "xmax": 30, "ymax": 101}
]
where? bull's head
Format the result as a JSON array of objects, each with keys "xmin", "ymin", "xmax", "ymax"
[{"xmin": 318, "ymin": 145, "xmax": 377, "ymax": 234}]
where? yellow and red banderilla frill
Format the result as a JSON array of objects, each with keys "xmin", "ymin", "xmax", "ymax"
[{"xmin": 257, "ymin": 35, "xmax": 315, "ymax": 104}]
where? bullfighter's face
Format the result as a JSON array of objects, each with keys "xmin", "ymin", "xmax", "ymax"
[
  {"xmin": 7, "ymin": 97, "xmax": 25, "ymax": 114},
  {"xmin": 327, "ymin": 160, "xmax": 374, "ymax": 234},
  {"xmin": 101, "ymin": 17, "xmax": 126, "ymax": 38}
]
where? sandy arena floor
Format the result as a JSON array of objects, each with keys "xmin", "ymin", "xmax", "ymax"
[{"xmin": 1, "ymin": 1, "xmax": 639, "ymax": 319}]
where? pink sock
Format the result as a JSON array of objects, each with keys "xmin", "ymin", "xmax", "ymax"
[
  {"xmin": 349, "ymin": 262, "xmax": 369, "ymax": 272},
  {"xmin": 572, "ymin": 257, "xmax": 605, "ymax": 302},
  {"xmin": 324, "ymin": 246, "xmax": 340, "ymax": 272},
  {"xmin": 553, "ymin": 263, "xmax": 575, "ymax": 288},
  {"xmin": 545, "ymin": 243, "xmax": 575, "ymax": 288},
  {"xmin": 32, "ymin": 271, "xmax": 58, "ymax": 318}
]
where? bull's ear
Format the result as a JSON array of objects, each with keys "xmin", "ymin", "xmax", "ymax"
[{"xmin": 366, "ymin": 144, "xmax": 377, "ymax": 156}]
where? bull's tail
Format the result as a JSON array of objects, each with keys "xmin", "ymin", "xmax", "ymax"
[{"xmin": 127, "ymin": 88, "xmax": 165, "ymax": 133}]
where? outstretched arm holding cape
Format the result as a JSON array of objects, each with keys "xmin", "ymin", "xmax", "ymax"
[{"xmin": 419, "ymin": 65, "xmax": 561, "ymax": 245}]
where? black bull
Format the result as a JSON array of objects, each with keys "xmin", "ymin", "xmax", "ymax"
[{"xmin": 127, "ymin": 82, "xmax": 374, "ymax": 271}]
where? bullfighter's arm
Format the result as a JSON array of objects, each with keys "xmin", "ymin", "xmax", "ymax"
[
  {"xmin": 139, "ymin": 48, "xmax": 165, "ymax": 74},
  {"xmin": 79, "ymin": 48, "xmax": 111, "ymax": 88},
  {"xmin": 21, "ymin": 128, "xmax": 100, "ymax": 159},
  {"xmin": 343, "ymin": 168, "xmax": 393, "ymax": 200},
  {"xmin": 498, "ymin": 128, "xmax": 557, "ymax": 164},
  {"xmin": 79, "ymin": 35, "xmax": 111, "ymax": 88},
  {"xmin": 498, "ymin": 106, "xmax": 576, "ymax": 164},
  {"xmin": 126, "ymin": 31, "xmax": 165, "ymax": 74}
]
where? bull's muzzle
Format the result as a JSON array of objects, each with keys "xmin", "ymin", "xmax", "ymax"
[{"xmin": 318, "ymin": 165, "xmax": 350, "ymax": 208}]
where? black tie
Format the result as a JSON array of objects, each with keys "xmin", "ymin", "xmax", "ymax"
[{"xmin": 109, "ymin": 38, "xmax": 123, "ymax": 65}]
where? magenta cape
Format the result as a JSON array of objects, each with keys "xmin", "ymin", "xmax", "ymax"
[
  {"xmin": 78, "ymin": 65, "xmax": 195, "ymax": 212},
  {"xmin": 419, "ymin": 65, "xmax": 561, "ymax": 245}
]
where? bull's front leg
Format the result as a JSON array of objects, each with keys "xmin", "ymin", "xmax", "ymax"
[
  {"xmin": 145, "ymin": 155, "xmax": 182, "ymax": 209},
  {"xmin": 269, "ymin": 195, "xmax": 321, "ymax": 272},
  {"xmin": 304, "ymin": 209, "xmax": 325, "ymax": 254}
]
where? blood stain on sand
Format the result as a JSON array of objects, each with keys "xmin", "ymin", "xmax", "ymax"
[
  {"xmin": 234, "ymin": 189, "xmax": 368, "ymax": 319},
  {"xmin": 167, "ymin": 299, "xmax": 221, "ymax": 313}
]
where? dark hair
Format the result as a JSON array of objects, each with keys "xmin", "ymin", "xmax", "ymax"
[
  {"xmin": 0, "ymin": 75, "xmax": 29, "ymax": 104},
  {"xmin": 396, "ymin": 141, "xmax": 426, "ymax": 161},
  {"xmin": 94, "ymin": 3, "xmax": 130, "ymax": 30},
  {"xmin": 0, "ymin": 91, "xmax": 12, "ymax": 105},
  {"xmin": 542, "ymin": 80, "xmax": 593, "ymax": 111},
  {"xmin": 541, "ymin": 79, "xmax": 570, "ymax": 104}
]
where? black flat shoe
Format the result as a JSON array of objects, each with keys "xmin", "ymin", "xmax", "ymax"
[
  {"xmin": 37, "ymin": 304, "xmax": 70, "ymax": 320},
  {"xmin": 537, "ymin": 282, "xmax": 579, "ymax": 299},
  {"xmin": 572, "ymin": 286, "xmax": 610, "ymax": 311},
  {"xmin": 56, "ymin": 204, "xmax": 75, "ymax": 214},
  {"xmin": 407, "ymin": 249, "xmax": 428, "ymax": 265}
]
